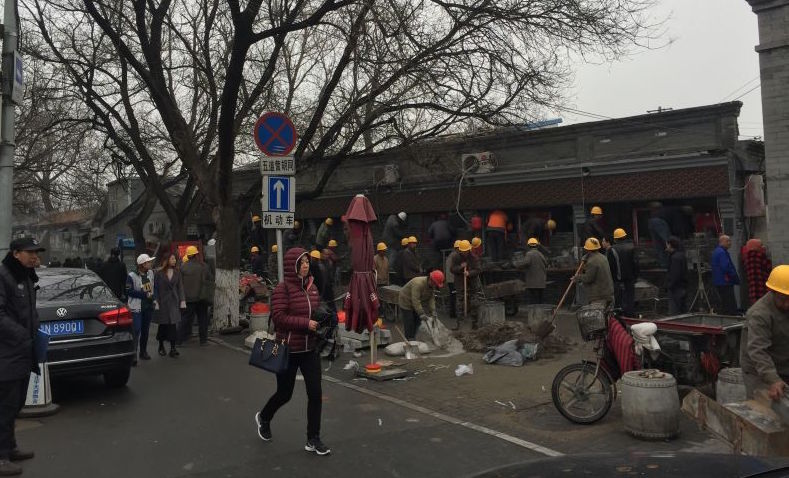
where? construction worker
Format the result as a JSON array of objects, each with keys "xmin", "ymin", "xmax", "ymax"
[
  {"xmin": 324, "ymin": 239, "xmax": 340, "ymax": 286},
  {"xmin": 574, "ymin": 237, "xmax": 614, "ymax": 307},
  {"xmin": 374, "ymin": 243, "xmax": 389, "ymax": 287},
  {"xmin": 180, "ymin": 245, "xmax": 213, "ymax": 345},
  {"xmin": 391, "ymin": 237, "xmax": 409, "ymax": 286},
  {"xmin": 607, "ymin": 228, "xmax": 639, "ymax": 316},
  {"xmin": 580, "ymin": 206, "xmax": 606, "ymax": 244},
  {"xmin": 486, "ymin": 209, "xmax": 508, "ymax": 261},
  {"xmin": 401, "ymin": 236, "xmax": 422, "ymax": 282},
  {"xmin": 382, "ymin": 212, "xmax": 408, "ymax": 260},
  {"xmin": 522, "ymin": 238, "xmax": 548, "ymax": 304},
  {"xmin": 250, "ymin": 246, "xmax": 266, "ymax": 278},
  {"xmin": 283, "ymin": 220, "xmax": 303, "ymax": 249},
  {"xmin": 471, "ymin": 237, "xmax": 483, "ymax": 259},
  {"xmin": 315, "ymin": 217, "xmax": 333, "ymax": 250},
  {"xmin": 740, "ymin": 265, "xmax": 789, "ymax": 400},
  {"xmin": 428, "ymin": 214, "xmax": 455, "ymax": 269},
  {"xmin": 450, "ymin": 240, "xmax": 482, "ymax": 328},
  {"xmin": 309, "ymin": 250, "xmax": 335, "ymax": 311},
  {"xmin": 251, "ymin": 215, "xmax": 265, "ymax": 252},
  {"xmin": 398, "ymin": 271, "xmax": 444, "ymax": 340},
  {"xmin": 445, "ymin": 240, "xmax": 461, "ymax": 318},
  {"xmin": 267, "ymin": 245, "xmax": 279, "ymax": 281}
]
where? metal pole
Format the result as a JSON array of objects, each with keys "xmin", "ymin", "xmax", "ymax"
[
  {"xmin": 276, "ymin": 229, "xmax": 284, "ymax": 282},
  {"xmin": 0, "ymin": 0, "xmax": 18, "ymax": 255}
]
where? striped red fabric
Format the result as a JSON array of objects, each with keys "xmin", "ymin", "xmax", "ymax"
[{"xmin": 607, "ymin": 318, "xmax": 638, "ymax": 374}]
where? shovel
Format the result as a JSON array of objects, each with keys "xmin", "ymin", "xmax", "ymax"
[
  {"xmin": 394, "ymin": 325, "xmax": 419, "ymax": 360},
  {"xmin": 534, "ymin": 260, "xmax": 585, "ymax": 339}
]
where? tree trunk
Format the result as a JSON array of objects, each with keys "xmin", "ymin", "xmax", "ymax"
[
  {"xmin": 128, "ymin": 189, "xmax": 157, "ymax": 255},
  {"xmin": 211, "ymin": 205, "xmax": 241, "ymax": 330}
]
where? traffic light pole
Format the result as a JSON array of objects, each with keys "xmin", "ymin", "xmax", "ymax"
[{"xmin": 0, "ymin": 0, "xmax": 18, "ymax": 254}]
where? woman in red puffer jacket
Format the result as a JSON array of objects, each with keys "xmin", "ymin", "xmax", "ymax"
[{"xmin": 254, "ymin": 248, "xmax": 331, "ymax": 456}]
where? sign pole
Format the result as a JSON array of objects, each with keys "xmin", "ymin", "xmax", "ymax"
[
  {"xmin": 0, "ymin": 0, "xmax": 20, "ymax": 255},
  {"xmin": 276, "ymin": 229, "xmax": 284, "ymax": 283}
]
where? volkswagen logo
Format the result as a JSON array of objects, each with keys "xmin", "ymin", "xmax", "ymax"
[{"xmin": 56, "ymin": 307, "xmax": 68, "ymax": 318}]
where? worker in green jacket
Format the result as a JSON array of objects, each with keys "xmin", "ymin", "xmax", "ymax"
[
  {"xmin": 397, "ymin": 271, "xmax": 444, "ymax": 340},
  {"xmin": 574, "ymin": 237, "xmax": 614, "ymax": 307},
  {"xmin": 740, "ymin": 265, "xmax": 789, "ymax": 400}
]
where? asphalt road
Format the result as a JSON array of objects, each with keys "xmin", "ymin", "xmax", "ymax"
[{"xmin": 16, "ymin": 340, "xmax": 542, "ymax": 478}]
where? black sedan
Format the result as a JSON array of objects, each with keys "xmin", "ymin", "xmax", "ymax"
[{"xmin": 37, "ymin": 268, "xmax": 135, "ymax": 388}]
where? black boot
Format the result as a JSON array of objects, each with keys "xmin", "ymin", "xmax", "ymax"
[{"xmin": 158, "ymin": 342, "xmax": 166, "ymax": 356}]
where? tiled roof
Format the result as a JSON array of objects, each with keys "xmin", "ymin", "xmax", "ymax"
[{"xmin": 296, "ymin": 165, "xmax": 729, "ymax": 218}]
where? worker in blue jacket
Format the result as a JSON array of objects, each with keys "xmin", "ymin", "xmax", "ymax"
[{"xmin": 711, "ymin": 234, "xmax": 740, "ymax": 315}]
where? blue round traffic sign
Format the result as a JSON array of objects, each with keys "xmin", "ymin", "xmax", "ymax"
[{"xmin": 254, "ymin": 112, "xmax": 297, "ymax": 156}]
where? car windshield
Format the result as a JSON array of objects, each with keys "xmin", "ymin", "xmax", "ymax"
[{"xmin": 37, "ymin": 270, "xmax": 115, "ymax": 302}]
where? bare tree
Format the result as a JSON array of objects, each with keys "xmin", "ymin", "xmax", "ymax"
[{"xmin": 25, "ymin": 0, "xmax": 658, "ymax": 325}]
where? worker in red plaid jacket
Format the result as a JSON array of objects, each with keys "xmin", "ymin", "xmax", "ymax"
[{"xmin": 743, "ymin": 238, "xmax": 772, "ymax": 306}]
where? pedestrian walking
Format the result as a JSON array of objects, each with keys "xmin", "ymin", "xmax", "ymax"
[
  {"xmin": 0, "ymin": 237, "xmax": 44, "ymax": 476},
  {"xmin": 398, "ymin": 271, "xmax": 445, "ymax": 340},
  {"xmin": 126, "ymin": 253, "xmax": 156, "ymax": 365},
  {"xmin": 743, "ymin": 238, "xmax": 772, "ymax": 306},
  {"xmin": 180, "ymin": 246, "xmax": 212, "ymax": 345},
  {"xmin": 574, "ymin": 238, "xmax": 614, "ymax": 307},
  {"xmin": 400, "ymin": 236, "xmax": 422, "ymax": 282},
  {"xmin": 608, "ymin": 228, "xmax": 639, "ymax": 316},
  {"xmin": 153, "ymin": 253, "xmax": 186, "ymax": 358},
  {"xmin": 712, "ymin": 234, "xmax": 740, "ymax": 315},
  {"xmin": 666, "ymin": 237, "xmax": 688, "ymax": 315},
  {"xmin": 255, "ymin": 248, "xmax": 331, "ymax": 456},
  {"xmin": 99, "ymin": 247, "xmax": 128, "ymax": 301},
  {"xmin": 449, "ymin": 240, "xmax": 482, "ymax": 328},
  {"xmin": 486, "ymin": 210, "xmax": 507, "ymax": 261},
  {"xmin": 522, "ymin": 238, "xmax": 548, "ymax": 304}
]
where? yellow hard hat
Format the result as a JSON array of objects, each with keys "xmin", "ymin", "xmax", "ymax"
[
  {"xmin": 182, "ymin": 255, "xmax": 189, "ymax": 263},
  {"xmin": 271, "ymin": 245, "xmax": 278, "ymax": 253},
  {"xmin": 309, "ymin": 250, "xmax": 321, "ymax": 260},
  {"xmin": 527, "ymin": 238, "xmax": 539, "ymax": 246},
  {"xmin": 590, "ymin": 206, "xmax": 603, "ymax": 215},
  {"xmin": 613, "ymin": 228, "xmax": 627, "ymax": 240},
  {"xmin": 453, "ymin": 240, "xmax": 461, "ymax": 249},
  {"xmin": 294, "ymin": 220, "xmax": 301, "ymax": 228},
  {"xmin": 376, "ymin": 242, "xmax": 388, "ymax": 252},
  {"xmin": 471, "ymin": 237, "xmax": 482, "ymax": 248},
  {"xmin": 185, "ymin": 245, "xmax": 199, "ymax": 256},
  {"xmin": 408, "ymin": 236, "xmax": 418, "ymax": 244},
  {"xmin": 458, "ymin": 240, "xmax": 472, "ymax": 252},
  {"xmin": 584, "ymin": 237, "xmax": 601, "ymax": 251},
  {"xmin": 325, "ymin": 218, "xmax": 334, "ymax": 226},
  {"xmin": 252, "ymin": 215, "xmax": 261, "ymax": 222},
  {"xmin": 766, "ymin": 265, "xmax": 789, "ymax": 295},
  {"xmin": 401, "ymin": 237, "xmax": 409, "ymax": 246},
  {"xmin": 328, "ymin": 239, "xmax": 338, "ymax": 247},
  {"xmin": 251, "ymin": 246, "xmax": 260, "ymax": 253},
  {"xmin": 546, "ymin": 219, "xmax": 557, "ymax": 231}
]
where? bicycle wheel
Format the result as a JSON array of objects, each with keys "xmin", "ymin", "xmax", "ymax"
[{"xmin": 552, "ymin": 362, "xmax": 614, "ymax": 424}]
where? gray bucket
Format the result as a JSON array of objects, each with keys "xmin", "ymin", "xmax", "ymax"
[
  {"xmin": 479, "ymin": 301, "xmax": 505, "ymax": 326},
  {"xmin": 524, "ymin": 304, "xmax": 554, "ymax": 332},
  {"xmin": 716, "ymin": 368, "xmax": 746, "ymax": 404}
]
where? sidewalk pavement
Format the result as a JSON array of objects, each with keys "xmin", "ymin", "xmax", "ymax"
[{"xmin": 221, "ymin": 308, "xmax": 730, "ymax": 456}]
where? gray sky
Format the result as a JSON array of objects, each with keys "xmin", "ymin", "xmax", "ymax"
[{"xmin": 558, "ymin": 0, "xmax": 763, "ymax": 140}]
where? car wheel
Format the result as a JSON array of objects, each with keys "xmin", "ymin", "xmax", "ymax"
[{"xmin": 103, "ymin": 367, "xmax": 131, "ymax": 389}]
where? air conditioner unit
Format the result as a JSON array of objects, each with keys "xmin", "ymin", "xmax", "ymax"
[
  {"xmin": 375, "ymin": 164, "xmax": 401, "ymax": 185},
  {"xmin": 461, "ymin": 152, "xmax": 496, "ymax": 174}
]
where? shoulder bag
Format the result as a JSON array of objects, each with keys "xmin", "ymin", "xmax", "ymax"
[{"xmin": 249, "ymin": 282, "xmax": 291, "ymax": 374}]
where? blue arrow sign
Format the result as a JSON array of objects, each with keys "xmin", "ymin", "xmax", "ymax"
[{"xmin": 267, "ymin": 176, "xmax": 290, "ymax": 212}]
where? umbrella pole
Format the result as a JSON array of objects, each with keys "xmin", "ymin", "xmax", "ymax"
[
  {"xmin": 464, "ymin": 266, "xmax": 468, "ymax": 321},
  {"xmin": 370, "ymin": 327, "xmax": 375, "ymax": 365}
]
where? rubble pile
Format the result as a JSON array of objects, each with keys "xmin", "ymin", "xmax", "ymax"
[{"xmin": 453, "ymin": 321, "xmax": 574, "ymax": 358}]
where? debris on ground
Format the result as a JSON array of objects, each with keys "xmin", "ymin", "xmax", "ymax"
[
  {"xmin": 344, "ymin": 360, "xmax": 359, "ymax": 371},
  {"xmin": 455, "ymin": 364, "xmax": 474, "ymax": 376},
  {"xmin": 482, "ymin": 339, "xmax": 541, "ymax": 366},
  {"xmin": 454, "ymin": 321, "xmax": 574, "ymax": 358}
]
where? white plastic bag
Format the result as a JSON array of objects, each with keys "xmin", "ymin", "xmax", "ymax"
[{"xmin": 454, "ymin": 363, "xmax": 474, "ymax": 377}]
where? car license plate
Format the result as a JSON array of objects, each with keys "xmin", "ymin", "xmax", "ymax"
[{"xmin": 40, "ymin": 320, "xmax": 85, "ymax": 337}]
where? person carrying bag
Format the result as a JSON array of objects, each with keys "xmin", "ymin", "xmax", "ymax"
[{"xmin": 252, "ymin": 248, "xmax": 331, "ymax": 456}]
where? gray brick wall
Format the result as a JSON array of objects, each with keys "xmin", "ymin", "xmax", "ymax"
[{"xmin": 747, "ymin": 0, "xmax": 789, "ymax": 264}]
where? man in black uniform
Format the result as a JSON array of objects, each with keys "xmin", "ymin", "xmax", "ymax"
[{"xmin": 0, "ymin": 237, "xmax": 44, "ymax": 475}]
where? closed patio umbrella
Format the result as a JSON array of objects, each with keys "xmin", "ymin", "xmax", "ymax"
[{"xmin": 343, "ymin": 194, "xmax": 379, "ymax": 334}]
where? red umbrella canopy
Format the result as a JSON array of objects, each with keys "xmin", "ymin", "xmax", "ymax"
[{"xmin": 343, "ymin": 195, "xmax": 380, "ymax": 333}]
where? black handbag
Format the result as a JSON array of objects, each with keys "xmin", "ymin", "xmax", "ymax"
[{"xmin": 249, "ymin": 336, "xmax": 290, "ymax": 374}]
